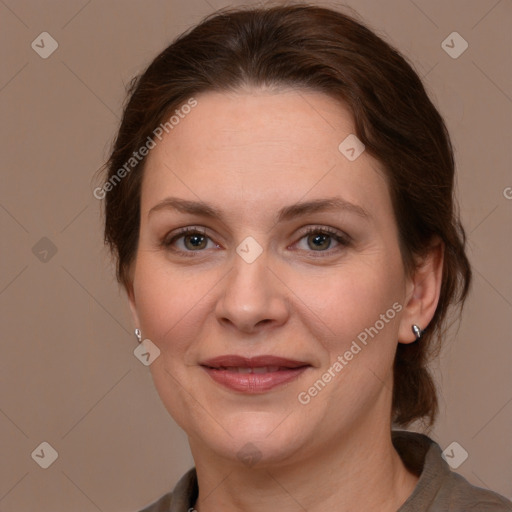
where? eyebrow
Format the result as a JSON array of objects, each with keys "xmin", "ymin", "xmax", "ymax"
[{"xmin": 148, "ymin": 196, "xmax": 370, "ymax": 222}]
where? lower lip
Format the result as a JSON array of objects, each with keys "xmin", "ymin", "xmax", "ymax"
[{"xmin": 202, "ymin": 366, "xmax": 309, "ymax": 393}]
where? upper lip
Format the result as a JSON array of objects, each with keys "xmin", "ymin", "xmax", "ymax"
[{"xmin": 200, "ymin": 355, "xmax": 310, "ymax": 369}]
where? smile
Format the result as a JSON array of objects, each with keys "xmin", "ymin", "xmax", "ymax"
[{"xmin": 200, "ymin": 355, "xmax": 311, "ymax": 393}]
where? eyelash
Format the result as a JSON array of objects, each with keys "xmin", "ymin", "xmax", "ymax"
[{"xmin": 161, "ymin": 226, "xmax": 351, "ymax": 257}]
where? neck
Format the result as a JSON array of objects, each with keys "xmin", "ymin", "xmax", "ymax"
[{"xmin": 190, "ymin": 418, "xmax": 419, "ymax": 512}]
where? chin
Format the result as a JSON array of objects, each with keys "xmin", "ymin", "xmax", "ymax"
[
  {"xmin": 217, "ymin": 437, "xmax": 302, "ymax": 469},
  {"xmin": 199, "ymin": 413, "xmax": 310, "ymax": 467}
]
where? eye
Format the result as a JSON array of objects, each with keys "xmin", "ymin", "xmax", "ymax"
[
  {"xmin": 162, "ymin": 227, "xmax": 220, "ymax": 253},
  {"xmin": 294, "ymin": 226, "xmax": 351, "ymax": 253},
  {"xmin": 161, "ymin": 225, "xmax": 350, "ymax": 257}
]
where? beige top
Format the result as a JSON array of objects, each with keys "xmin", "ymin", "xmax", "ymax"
[{"xmin": 138, "ymin": 430, "xmax": 512, "ymax": 511}]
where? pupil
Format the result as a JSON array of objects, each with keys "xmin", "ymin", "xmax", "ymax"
[
  {"xmin": 187, "ymin": 234, "xmax": 206, "ymax": 249},
  {"xmin": 310, "ymin": 233, "xmax": 330, "ymax": 250}
]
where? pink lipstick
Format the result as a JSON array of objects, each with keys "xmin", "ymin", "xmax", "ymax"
[{"xmin": 200, "ymin": 355, "xmax": 310, "ymax": 393}]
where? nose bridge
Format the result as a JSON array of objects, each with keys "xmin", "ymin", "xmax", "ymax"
[
  {"xmin": 229, "ymin": 245, "xmax": 271, "ymax": 303},
  {"xmin": 216, "ymin": 242, "xmax": 288, "ymax": 331}
]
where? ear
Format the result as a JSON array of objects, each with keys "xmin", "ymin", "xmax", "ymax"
[
  {"xmin": 126, "ymin": 281, "xmax": 141, "ymax": 330},
  {"xmin": 398, "ymin": 238, "xmax": 444, "ymax": 344}
]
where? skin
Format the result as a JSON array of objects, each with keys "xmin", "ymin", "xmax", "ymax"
[{"xmin": 128, "ymin": 87, "xmax": 444, "ymax": 512}]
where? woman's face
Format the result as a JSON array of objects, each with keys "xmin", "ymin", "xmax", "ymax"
[{"xmin": 129, "ymin": 88, "xmax": 416, "ymax": 466}]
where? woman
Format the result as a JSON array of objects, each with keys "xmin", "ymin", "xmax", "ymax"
[{"xmin": 101, "ymin": 4, "xmax": 512, "ymax": 511}]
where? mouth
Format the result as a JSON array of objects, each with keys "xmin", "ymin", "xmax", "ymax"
[{"xmin": 200, "ymin": 355, "xmax": 311, "ymax": 393}]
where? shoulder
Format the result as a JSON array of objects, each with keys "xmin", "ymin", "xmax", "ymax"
[
  {"xmin": 137, "ymin": 468, "xmax": 197, "ymax": 512},
  {"xmin": 393, "ymin": 430, "xmax": 512, "ymax": 511},
  {"xmin": 441, "ymin": 471, "xmax": 512, "ymax": 511},
  {"xmin": 138, "ymin": 490, "xmax": 173, "ymax": 512}
]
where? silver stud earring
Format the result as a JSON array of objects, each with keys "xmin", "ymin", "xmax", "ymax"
[
  {"xmin": 412, "ymin": 324, "xmax": 424, "ymax": 340},
  {"xmin": 134, "ymin": 328, "xmax": 142, "ymax": 343}
]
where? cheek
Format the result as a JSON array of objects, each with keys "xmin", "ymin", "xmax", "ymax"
[
  {"xmin": 132, "ymin": 255, "xmax": 214, "ymax": 429},
  {"xmin": 132, "ymin": 253, "xmax": 207, "ymax": 350},
  {"xmin": 290, "ymin": 252, "xmax": 405, "ymax": 354}
]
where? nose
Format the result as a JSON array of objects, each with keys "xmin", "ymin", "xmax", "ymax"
[{"xmin": 214, "ymin": 249, "xmax": 290, "ymax": 334}]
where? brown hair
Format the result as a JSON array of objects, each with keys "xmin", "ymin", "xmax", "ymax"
[{"xmin": 101, "ymin": 3, "xmax": 471, "ymax": 427}]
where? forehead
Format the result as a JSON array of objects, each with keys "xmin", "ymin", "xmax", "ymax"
[
  {"xmin": 150, "ymin": 87, "xmax": 355, "ymax": 166},
  {"xmin": 140, "ymin": 88, "xmax": 390, "ymax": 222}
]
